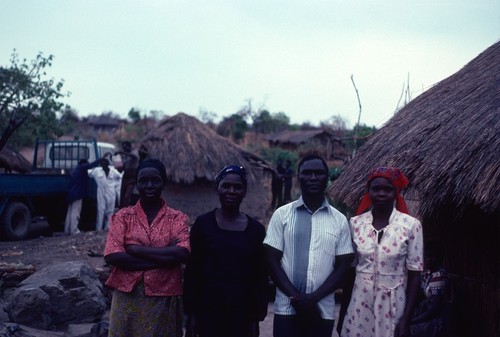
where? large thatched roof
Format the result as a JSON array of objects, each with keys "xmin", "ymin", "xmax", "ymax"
[
  {"xmin": 327, "ymin": 41, "xmax": 500, "ymax": 216},
  {"xmin": 139, "ymin": 112, "xmax": 270, "ymax": 184}
]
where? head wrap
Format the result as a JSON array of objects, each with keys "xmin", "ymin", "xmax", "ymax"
[
  {"xmin": 136, "ymin": 158, "xmax": 167, "ymax": 184},
  {"xmin": 355, "ymin": 167, "xmax": 409, "ymax": 215},
  {"xmin": 214, "ymin": 165, "xmax": 247, "ymax": 187}
]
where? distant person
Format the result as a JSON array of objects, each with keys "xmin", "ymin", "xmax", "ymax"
[
  {"xmin": 115, "ymin": 141, "xmax": 139, "ymax": 208},
  {"xmin": 64, "ymin": 158, "xmax": 101, "ymax": 235},
  {"xmin": 410, "ymin": 241, "xmax": 447, "ymax": 337},
  {"xmin": 282, "ymin": 159, "xmax": 293, "ymax": 204},
  {"xmin": 340, "ymin": 167, "xmax": 423, "ymax": 337},
  {"xmin": 104, "ymin": 159, "xmax": 190, "ymax": 337},
  {"xmin": 184, "ymin": 165, "xmax": 268, "ymax": 337},
  {"xmin": 264, "ymin": 154, "xmax": 354, "ymax": 337},
  {"xmin": 138, "ymin": 144, "xmax": 150, "ymax": 162},
  {"xmin": 270, "ymin": 159, "xmax": 285, "ymax": 210},
  {"xmin": 88, "ymin": 158, "xmax": 122, "ymax": 231},
  {"xmin": 130, "ymin": 144, "xmax": 151, "ymax": 205}
]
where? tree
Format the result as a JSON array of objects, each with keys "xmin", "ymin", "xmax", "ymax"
[
  {"xmin": 216, "ymin": 113, "xmax": 248, "ymax": 142},
  {"xmin": 128, "ymin": 107, "xmax": 141, "ymax": 123},
  {"xmin": 252, "ymin": 110, "xmax": 290, "ymax": 134},
  {"xmin": 321, "ymin": 114, "xmax": 348, "ymax": 132},
  {"xmin": 0, "ymin": 50, "xmax": 68, "ymax": 151}
]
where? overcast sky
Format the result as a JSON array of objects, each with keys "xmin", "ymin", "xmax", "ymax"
[{"xmin": 1, "ymin": 1, "xmax": 498, "ymax": 127}]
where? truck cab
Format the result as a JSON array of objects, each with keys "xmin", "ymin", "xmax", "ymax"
[{"xmin": 37, "ymin": 140, "xmax": 117, "ymax": 171}]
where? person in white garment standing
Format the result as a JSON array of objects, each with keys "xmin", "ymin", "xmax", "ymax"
[{"xmin": 89, "ymin": 157, "xmax": 122, "ymax": 231}]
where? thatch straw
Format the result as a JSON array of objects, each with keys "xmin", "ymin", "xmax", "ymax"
[
  {"xmin": 139, "ymin": 112, "xmax": 270, "ymax": 184},
  {"xmin": 0, "ymin": 146, "xmax": 32, "ymax": 173},
  {"xmin": 327, "ymin": 41, "xmax": 500, "ymax": 217}
]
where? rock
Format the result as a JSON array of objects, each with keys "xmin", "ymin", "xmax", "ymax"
[
  {"xmin": 6, "ymin": 262, "xmax": 106, "ymax": 330},
  {"xmin": 0, "ymin": 322, "xmax": 65, "ymax": 337}
]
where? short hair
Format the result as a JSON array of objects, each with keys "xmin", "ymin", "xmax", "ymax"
[
  {"xmin": 297, "ymin": 154, "xmax": 328, "ymax": 174},
  {"xmin": 136, "ymin": 158, "xmax": 167, "ymax": 184}
]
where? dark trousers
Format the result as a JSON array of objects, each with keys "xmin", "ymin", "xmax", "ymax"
[{"xmin": 273, "ymin": 314, "xmax": 334, "ymax": 337}]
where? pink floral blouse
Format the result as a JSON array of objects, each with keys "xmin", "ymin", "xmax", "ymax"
[{"xmin": 104, "ymin": 201, "xmax": 190, "ymax": 296}]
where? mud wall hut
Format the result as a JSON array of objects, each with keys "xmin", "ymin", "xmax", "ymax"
[
  {"xmin": 138, "ymin": 112, "xmax": 271, "ymax": 223},
  {"xmin": 327, "ymin": 41, "xmax": 499, "ymax": 337}
]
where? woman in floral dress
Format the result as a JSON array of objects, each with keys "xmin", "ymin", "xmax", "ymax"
[{"xmin": 341, "ymin": 167, "xmax": 424, "ymax": 337}]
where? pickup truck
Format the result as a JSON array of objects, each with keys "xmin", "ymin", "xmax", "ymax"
[{"xmin": 0, "ymin": 139, "xmax": 117, "ymax": 241}]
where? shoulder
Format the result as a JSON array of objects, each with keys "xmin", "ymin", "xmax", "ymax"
[
  {"xmin": 162, "ymin": 204, "xmax": 190, "ymax": 222},
  {"xmin": 246, "ymin": 215, "xmax": 266, "ymax": 233},
  {"xmin": 270, "ymin": 202, "xmax": 296, "ymax": 221},
  {"xmin": 195, "ymin": 210, "xmax": 215, "ymax": 222},
  {"xmin": 325, "ymin": 203, "xmax": 348, "ymax": 220},
  {"xmin": 393, "ymin": 210, "xmax": 421, "ymax": 228},
  {"xmin": 114, "ymin": 205, "xmax": 137, "ymax": 219},
  {"xmin": 350, "ymin": 211, "xmax": 372, "ymax": 228}
]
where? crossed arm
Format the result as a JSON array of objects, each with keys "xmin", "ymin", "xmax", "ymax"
[{"xmin": 105, "ymin": 240, "xmax": 190, "ymax": 271}]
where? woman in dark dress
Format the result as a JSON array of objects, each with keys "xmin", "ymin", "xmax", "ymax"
[{"xmin": 184, "ymin": 165, "xmax": 268, "ymax": 337}]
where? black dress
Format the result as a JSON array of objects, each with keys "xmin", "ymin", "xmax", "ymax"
[{"xmin": 183, "ymin": 209, "xmax": 268, "ymax": 337}]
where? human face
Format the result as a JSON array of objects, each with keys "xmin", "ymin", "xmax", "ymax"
[
  {"xmin": 298, "ymin": 159, "xmax": 328, "ymax": 196},
  {"xmin": 217, "ymin": 173, "xmax": 246, "ymax": 208},
  {"xmin": 137, "ymin": 167, "xmax": 164, "ymax": 200},
  {"xmin": 368, "ymin": 177, "xmax": 396, "ymax": 211}
]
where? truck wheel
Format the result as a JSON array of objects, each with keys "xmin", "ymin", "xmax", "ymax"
[{"xmin": 0, "ymin": 202, "xmax": 31, "ymax": 241}]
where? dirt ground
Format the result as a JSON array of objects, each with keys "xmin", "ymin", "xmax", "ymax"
[{"xmin": 0, "ymin": 224, "xmax": 341, "ymax": 337}]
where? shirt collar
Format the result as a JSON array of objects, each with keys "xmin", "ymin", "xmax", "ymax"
[{"xmin": 294, "ymin": 195, "xmax": 330, "ymax": 214}]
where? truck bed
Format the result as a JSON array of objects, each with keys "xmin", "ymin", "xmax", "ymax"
[{"xmin": 0, "ymin": 172, "xmax": 71, "ymax": 197}]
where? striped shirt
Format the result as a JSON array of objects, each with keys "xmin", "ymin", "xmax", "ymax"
[{"xmin": 264, "ymin": 196, "xmax": 353, "ymax": 319}]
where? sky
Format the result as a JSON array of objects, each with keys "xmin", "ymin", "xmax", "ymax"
[{"xmin": 1, "ymin": 1, "xmax": 498, "ymax": 128}]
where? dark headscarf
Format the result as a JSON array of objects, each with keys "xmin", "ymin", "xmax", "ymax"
[
  {"xmin": 355, "ymin": 166, "xmax": 409, "ymax": 215},
  {"xmin": 136, "ymin": 158, "xmax": 167, "ymax": 184},
  {"xmin": 214, "ymin": 165, "xmax": 247, "ymax": 187}
]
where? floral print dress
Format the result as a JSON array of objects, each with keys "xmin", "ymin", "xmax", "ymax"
[{"xmin": 341, "ymin": 209, "xmax": 423, "ymax": 337}]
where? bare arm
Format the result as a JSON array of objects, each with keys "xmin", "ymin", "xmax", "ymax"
[
  {"xmin": 104, "ymin": 252, "xmax": 160, "ymax": 270},
  {"xmin": 125, "ymin": 244, "xmax": 190, "ymax": 267},
  {"xmin": 395, "ymin": 270, "xmax": 421, "ymax": 337},
  {"xmin": 264, "ymin": 244, "xmax": 298, "ymax": 297},
  {"xmin": 105, "ymin": 239, "xmax": 190, "ymax": 270},
  {"xmin": 308, "ymin": 253, "xmax": 354, "ymax": 301},
  {"xmin": 290, "ymin": 253, "xmax": 354, "ymax": 317}
]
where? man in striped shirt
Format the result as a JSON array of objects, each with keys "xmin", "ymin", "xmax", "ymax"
[{"xmin": 264, "ymin": 154, "xmax": 354, "ymax": 337}]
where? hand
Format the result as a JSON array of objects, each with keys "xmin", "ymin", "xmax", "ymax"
[
  {"xmin": 185, "ymin": 315, "xmax": 198, "ymax": 337},
  {"xmin": 394, "ymin": 317, "xmax": 410, "ymax": 337},
  {"xmin": 167, "ymin": 238, "xmax": 180, "ymax": 247},
  {"xmin": 125, "ymin": 244, "xmax": 141, "ymax": 255},
  {"xmin": 248, "ymin": 321, "xmax": 260, "ymax": 337},
  {"xmin": 290, "ymin": 293, "xmax": 321, "ymax": 321}
]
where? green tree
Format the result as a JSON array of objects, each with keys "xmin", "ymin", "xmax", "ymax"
[
  {"xmin": 0, "ymin": 50, "xmax": 68, "ymax": 150},
  {"xmin": 128, "ymin": 107, "xmax": 141, "ymax": 123},
  {"xmin": 252, "ymin": 110, "xmax": 290, "ymax": 134},
  {"xmin": 345, "ymin": 123, "xmax": 377, "ymax": 153},
  {"xmin": 216, "ymin": 113, "xmax": 248, "ymax": 142}
]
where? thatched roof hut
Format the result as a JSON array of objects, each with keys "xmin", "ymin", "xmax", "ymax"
[
  {"xmin": 327, "ymin": 41, "xmax": 499, "ymax": 337},
  {"xmin": 139, "ymin": 112, "xmax": 272, "ymax": 222}
]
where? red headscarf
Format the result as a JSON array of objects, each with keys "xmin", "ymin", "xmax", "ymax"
[{"xmin": 355, "ymin": 167, "xmax": 410, "ymax": 215}]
